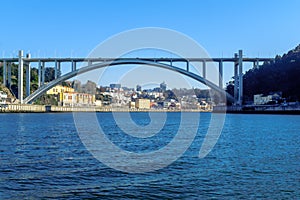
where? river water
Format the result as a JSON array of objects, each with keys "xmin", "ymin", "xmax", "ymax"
[{"xmin": 0, "ymin": 112, "xmax": 299, "ymax": 199}]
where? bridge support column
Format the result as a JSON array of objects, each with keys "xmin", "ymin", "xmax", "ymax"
[
  {"xmin": 234, "ymin": 53, "xmax": 238, "ymax": 105},
  {"xmin": 88, "ymin": 60, "xmax": 92, "ymax": 66},
  {"xmin": 41, "ymin": 61, "xmax": 45, "ymax": 85},
  {"xmin": 72, "ymin": 61, "xmax": 76, "ymax": 71},
  {"xmin": 254, "ymin": 59, "xmax": 259, "ymax": 69},
  {"xmin": 186, "ymin": 61, "xmax": 189, "ymax": 71},
  {"xmin": 25, "ymin": 53, "xmax": 31, "ymax": 97},
  {"xmin": 202, "ymin": 61, "xmax": 206, "ymax": 79},
  {"xmin": 238, "ymin": 50, "xmax": 243, "ymax": 105},
  {"xmin": 7, "ymin": 62, "xmax": 11, "ymax": 88},
  {"xmin": 38, "ymin": 61, "xmax": 41, "ymax": 87},
  {"xmin": 55, "ymin": 60, "xmax": 58, "ymax": 79},
  {"xmin": 57, "ymin": 62, "xmax": 61, "ymax": 78},
  {"xmin": 18, "ymin": 50, "xmax": 24, "ymax": 104},
  {"xmin": 3, "ymin": 60, "xmax": 7, "ymax": 86},
  {"xmin": 218, "ymin": 60, "xmax": 223, "ymax": 88}
]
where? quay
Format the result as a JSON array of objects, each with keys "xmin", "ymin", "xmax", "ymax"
[
  {"xmin": 213, "ymin": 105, "xmax": 300, "ymax": 114},
  {"xmin": 0, "ymin": 104, "xmax": 211, "ymax": 113}
]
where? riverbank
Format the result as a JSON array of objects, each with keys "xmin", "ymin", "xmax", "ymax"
[
  {"xmin": 220, "ymin": 110, "xmax": 300, "ymax": 114},
  {"xmin": 0, "ymin": 104, "xmax": 211, "ymax": 113},
  {"xmin": 2, "ymin": 104, "xmax": 300, "ymax": 114},
  {"xmin": 213, "ymin": 105, "xmax": 300, "ymax": 115}
]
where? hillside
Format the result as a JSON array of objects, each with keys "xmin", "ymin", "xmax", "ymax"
[
  {"xmin": 0, "ymin": 63, "xmax": 56, "ymax": 99},
  {"xmin": 227, "ymin": 44, "xmax": 300, "ymax": 102},
  {"xmin": 0, "ymin": 84, "xmax": 16, "ymax": 100}
]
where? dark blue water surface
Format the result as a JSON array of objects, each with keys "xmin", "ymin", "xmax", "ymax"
[{"xmin": 0, "ymin": 112, "xmax": 299, "ymax": 199}]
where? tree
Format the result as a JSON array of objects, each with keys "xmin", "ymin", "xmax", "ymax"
[
  {"xmin": 163, "ymin": 90, "xmax": 178, "ymax": 100},
  {"xmin": 225, "ymin": 81, "xmax": 234, "ymax": 97},
  {"xmin": 44, "ymin": 67, "xmax": 55, "ymax": 82},
  {"xmin": 31, "ymin": 68, "xmax": 39, "ymax": 82},
  {"xmin": 227, "ymin": 44, "xmax": 300, "ymax": 102}
]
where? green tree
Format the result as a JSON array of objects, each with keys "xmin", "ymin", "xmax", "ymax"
[
  {"xmin": 44, "ymin": 67, "xmax": 55, "ymax": 82},
  {"xmin": 227, "ymin": 44, "xmax": 300, "ymax": 102}
]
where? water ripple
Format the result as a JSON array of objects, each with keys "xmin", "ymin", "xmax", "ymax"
[{"xmin": 0, "ymin": 113, "xmax": 299, "ymax": 199}]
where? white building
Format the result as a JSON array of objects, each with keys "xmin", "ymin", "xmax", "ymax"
[
  {"xmin": 129, "ymin": 101, "xmax": 136, "ymax": 108},
  {"xmin": 95, "ymin": 100, "xmax": 102, "ymax": 107},
  {"xmin": 109, "ymin": 91, "xmax": 131, "ymax": 107},
  {"xmin": 0, "ymin": 91, "xmax": 7, "ymax": 105},
  {"xmin": 62, "ymin": 92, "xmax": 95, "ymax": 107},
  {"xmin": 148, "ymin": 92, "xmax": 164, "ymax": 99},
  {"xmin": 254, "ymin": 94, "xmax": 273, "ymax": 105}
]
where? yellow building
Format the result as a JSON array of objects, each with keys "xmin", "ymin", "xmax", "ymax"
[
  {"xmin": 47, "ymin": 85, "xmax": 75, "ymax": 95},
  {"xmin": 135, "ymin": 99, "xmax": 150, "ymax": 109},
  {"xmin": 46, "ymin": 85, "xmax": 75, "ymax": 102}
]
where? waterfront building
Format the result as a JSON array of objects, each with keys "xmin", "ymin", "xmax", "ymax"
[
  {"xmin": 108, "ymin": 91, "xmax": 131, "ymax": 107},
  {"xmin": 175, "ymin": 102, "xmax": 181, "ymax": 109},
  {"xmin": 47, "ymin": 85, "xmax": 75, "ymax": 95},
  {"xmin": 150, "ymin": 101, "xmax": 158, "ymax": 109},
  {"xmin": 96, "ymin": 92, "xmax": 112, "ymax": 105},
  {"xmin": 157, "ymin": 101, "xmax": 169, "ymax": 109},
  {"xmin": 0, "ymin": 91, "xmax": 7, "ymax": 105},
  {"xmin": 129, "ymin": 101, "xmax": 136, "ymax": 108},
  {"xmin": 62, "ymin": 92, "xmax": 95, "ymax": 107},
  {"xmin": 95, "ymin": 100, "xmax": 102, "ymax": 107},
  {"xmin": 135, "ymin": 99, "xmax": 150, "ymax": 109},
  {"xmin": 198, "ymin": 100, "xmax": 210, "ymax": 110},
  {"xmin": 254, "ymin": 92, "xmax": 282, "ymax": 105},
  {"xmin": 148, "ymin": 91, "xmax": 164, "ymax": 99},
  {"xmin": 254, "ymin": 94, "xmax": 271, "ymax": 105},
  {"xmin": 46, "ymin": 85, "xmax": 75, "ymax": 102}
]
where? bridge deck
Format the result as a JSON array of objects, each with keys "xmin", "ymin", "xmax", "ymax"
[{"xmin": 0, "ymin": 57, "xmax": 274, "ymax": 63}]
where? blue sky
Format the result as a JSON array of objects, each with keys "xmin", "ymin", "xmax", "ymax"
[{"xmin": 1, "ymin": 0, "xmax": 300, "ymax": 87}]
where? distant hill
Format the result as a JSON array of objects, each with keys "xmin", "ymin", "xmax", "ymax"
[
  {"xmin": 0, "ymin": 63, "xmax": 56, "ymax": 99},
  {"xmin": 227, "ymin": 44, "xmax": 300, "ymax": 102}
]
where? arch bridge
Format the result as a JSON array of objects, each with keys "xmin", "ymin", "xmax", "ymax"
[{"xmin": 0, "ymin": 50, "xmax": 274, "ymax": 105}]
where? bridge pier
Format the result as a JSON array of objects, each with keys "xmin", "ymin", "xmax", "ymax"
[
  {"xmin": 234, "ymin": 53, "xmax": 238, "ymax": 104},
  {"xmin": 38, "ymin": 61, "xmax": 41, "ymax": 87},
  {"xmin": 54, "ymin": 60, "xmax": 58, "ymax": 79},
  {"xmin": 57, "ymin": 61, "xmax": 61, "ymax": 78},
  {"xmin": 41, "ymin": 61, "xmax": 45, "ymax": 85},
  {"xmin": 218, "ymin": 60, "xmax": 223, "ymax": 88},
  {"xmin": 254, "ymin": 59, "xmax": 259, "ymax": 69},
  {"xmin": 186, "ymin": 61, "xmax": 189, "ymax": 71},
  {"xmin": 54, "ymin": 60, "xmax": 59, "ymax": 79},
  {"xmin": 3, "ymin": 60, "xmax": 7, "ymax": 86},
  {"xmin": 7, "ymin": 62, "xmax": 11, "ymax": 88},
  {"xmin": 238, "ymin": 50, "xmax": 243, "ymax": 105},
  {"xmin": 72, "ymin": 60, "xmax": 76, "ymax": 71},
  {"xmin": 202, "ymin": 61, "xmax": 206, "ymax": 79},
  {"xmin": 25, "ymin": 53, "xmax": 31, "ymax": 97},
  {"xmin": 18, "ymin": 50, "xmax": 24, "ymax": 104}
]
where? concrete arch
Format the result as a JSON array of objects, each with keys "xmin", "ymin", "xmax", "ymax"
[{"xmin": 23, "ymin": 59, "xmax": 233, "ymax": 104}]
